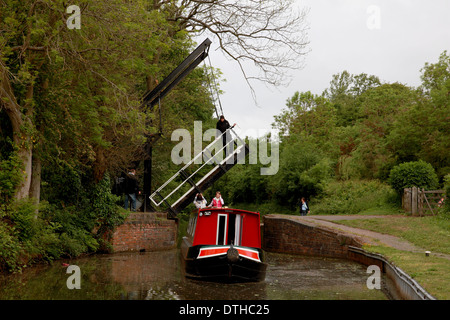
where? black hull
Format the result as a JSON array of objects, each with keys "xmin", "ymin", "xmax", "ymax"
[{"xmin": 181, "ymin": 238, "xmax": 267, "ymax": 282}]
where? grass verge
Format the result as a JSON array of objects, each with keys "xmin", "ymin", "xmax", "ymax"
[
  {"xmin": 361, "ymin": 244, "xmax": 450, "ymax": 300},
  {"xmin": 335, "ymin": 215, "xmax": 450, "ymax": 300}
]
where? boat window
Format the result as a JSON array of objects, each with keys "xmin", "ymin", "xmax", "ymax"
[
  {"xmin": 216, "ymin": 214, "xmax": 227, "ymax": 245},
  {"xmin": 224, "ymin": 214, "xmax": 243, "ymax": 246},
  {"xmin": 234, "ymin": 214, "xmax": 243, "ymax": 246},
  {"xmin": 227, "ymin": 214, "xmax": 236, "ymax": 245}
]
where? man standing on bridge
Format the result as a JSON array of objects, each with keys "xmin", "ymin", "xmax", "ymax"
[{"xmin": 216, "ymin": 115, "xmax": 236, "ymax": 158}]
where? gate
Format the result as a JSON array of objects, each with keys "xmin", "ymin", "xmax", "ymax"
[{"xmin": 403, "ymin": 187, "xmax": 445, "ymax": 216}]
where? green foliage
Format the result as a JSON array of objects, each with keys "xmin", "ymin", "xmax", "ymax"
[
  {"xmin": 388, "ymin": 160, "xmax": 439, "ymax": 195},
  {"xmin": 1, "ymin": 0, "xmax": 216, "ymax": 271},
  {"xmin": 388, "ymin": 51, "xmax": 450, "ymax": 180},
  {"xmin": 0, "ymin": 220, "xmax": 22, "ymax": 272},
  {"xmin": 216, "ymin": 57, "xmax": 448, "ymax": 215},
  {"xmin": 0, "ymin": 173, "xmax": 124, "ymax": 271},
  {"xmin": 0, "ymin": 199, "xmax": 62, "ymax": 272},
  {"xmin": 1, "ymin": 0, "xmax": 449, "ymax": 271},
  {"xmin": 0, "ymin": 149, "xmax": 23, "ymax": 200},
  {"xmin": 41, "ymin": 174, "xmax": 124, "ymax": 257},
  {"xmin": 266, "ymin": 53, "xmax": 449, "ymax": 215},
  {"xmin": 310, "ymin": 180, "xmax": 397, "ymax": 215},
  {"xmin": 323, "ymin": 71, "xmax": 381, "ymax": 127},
  {"xmin": 88, "ymin": 174, "xmax": 126, "ymax": 251},
  {"xmin": 268, "ymin": 136, "xmax": 332, "ymax": 209},
  {"xmin": 209, "ymin": 161, "xmax": 269, "ymax": 207}
]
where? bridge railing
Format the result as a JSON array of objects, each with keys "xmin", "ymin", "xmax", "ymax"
[{"xmin": 149, "ymin": 126, "xmax": 247, "ymax": 215}]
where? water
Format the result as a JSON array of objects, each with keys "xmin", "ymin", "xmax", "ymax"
[{"xmin": 0, "ymin": 250, "xmax": 389, "ymax": 300}]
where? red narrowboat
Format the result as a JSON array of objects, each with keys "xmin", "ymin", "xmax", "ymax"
[{"xmin": 181, "ymin": 207, "xmax": 267, "ymax": 282}]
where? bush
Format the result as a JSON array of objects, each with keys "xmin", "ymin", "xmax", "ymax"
[
  {"xmin": 0, "ymin": 199, "xmax": 63, "ymax": 271},
  {"xmin": 0, "ymin": 172, "xmax": 124, "ymax": 272},
  {"xmin": 0, "ymin": 220, "xmax": 22, "ymax": 272},
  {"xmin": 88, "ymin": 174, "xmax": 125, "ymax": 251},
  {"xmin": 9, "ymin": 199, "xmax": 39, "ymax": 242},
  {"xmin": 388, "ymin": 160, "xmax": 439, "ymax": 195},
  {"xmin": 310, "ymin": 179, "xmax": 397, "ymax": 215},
  {"xmin": 40, "ymin": 174, "xmax": 123, "ymax": 256}
]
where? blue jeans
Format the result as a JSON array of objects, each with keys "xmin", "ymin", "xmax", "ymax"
[
  {"xmin": 300, "ymin": 210, "xmax": 307, "ymax": 216},
  {"xmin": 124, "ymin": 193, "xmax": 137, "ymax": 211}
]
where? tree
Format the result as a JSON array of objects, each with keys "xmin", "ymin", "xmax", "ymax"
[
  {"xmin": 351, "ymin": 83, "xmax": 418, "ymax": 179},
  {"xmin": 267, "ymin": 134, "xmax": 332, "ymax": 208},
  {"xmin": 323, "ymin": 71, "xmax": 381, "ymax": 127},
  {"xmin": 0, "ymin": 0, "xmax": 200, "ymax": 204},
  {"xmin": 324, "ymin": 71, "xmax": 381, "ymax": 100},
  {"xmin": 0, "ymin": 0, "xmax": 219, "ymax": 269},
  {"xmin": 273, "ymin": 91, "xmax": 335, "ymax": 138},
  {"xmin": 418, "ymin": 51, "xmax": 450, "ymax": 178},
  {"xmin": 160, "ymin": 0, "xmax": 310, "ymax": 93},
  {"xmin": 387, "ymin": 51, "xmax": 450, "ymax": 179}
]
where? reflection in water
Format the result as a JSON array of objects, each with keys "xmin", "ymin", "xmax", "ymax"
[{"xmin": 0, "ymin": 250, "xmax": 388, "ymax": 300}]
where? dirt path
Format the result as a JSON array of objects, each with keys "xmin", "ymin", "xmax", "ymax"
[{"xmin": 269, "ymin": 214, "xmax": 450, "ymax": 260}]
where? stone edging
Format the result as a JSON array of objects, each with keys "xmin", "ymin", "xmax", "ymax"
[{"xmin": 348, "ymin": 246, "xmax": 436, "ymax": 300}]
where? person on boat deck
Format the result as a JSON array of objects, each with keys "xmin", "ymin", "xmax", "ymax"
[
  {"xmin": 216, "ymin": 115, "xmax": 236, "ymax": 156},
  {"xmin": 193, "ymin": 193, "xmax": 207, "ymax": 209},
  {"xmin": 209, "ymin": 191, "xmax": 224, "ymax": 208}
]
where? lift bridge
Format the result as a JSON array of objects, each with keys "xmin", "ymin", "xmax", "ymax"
[
  {"xmin": 142, "ymin": 38, "xmax": 250, "ymax": 219},
  {"xmin": 150, "ymin": 128, "xmax": 249, "ymax": 219}
]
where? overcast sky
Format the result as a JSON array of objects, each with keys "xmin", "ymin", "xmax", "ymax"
[{"xmin": 201, "ymin": 0, "xmax": 450, "ymax": 137}]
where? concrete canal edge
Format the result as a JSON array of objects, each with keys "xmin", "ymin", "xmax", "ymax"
[
  {"xmin": 347, "ymin": 246, "xmax": 436, "ymax": 300},
  {"xmin": 262, "ymin": 214, "xmax": 436, "ymax": 300}
]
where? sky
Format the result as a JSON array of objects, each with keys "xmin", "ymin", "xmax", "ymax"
[{"xmin": 199, "ymin": 0, "xmax": 450, "ymax": 138}]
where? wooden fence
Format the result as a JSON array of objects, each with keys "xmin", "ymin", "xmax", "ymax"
[{"xmin": 402, "ymin": 187, "xmax": 445, "ymax": 216}]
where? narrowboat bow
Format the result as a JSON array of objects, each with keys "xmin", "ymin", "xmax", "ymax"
[{"xmin": 181, "ymin": 207, "xmax": 267, "ymax": 282}]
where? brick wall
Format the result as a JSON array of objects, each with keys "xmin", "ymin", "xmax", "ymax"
[
  {"xmin": 111, "ymin": 212, "xmax": 177, "ymax": 252},
  {"xmin": 263, "ymin": 215, "xmax": 362, "ymax": 259}
]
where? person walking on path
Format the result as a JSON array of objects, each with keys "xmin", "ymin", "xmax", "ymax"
[{"xmin": 300, "ymin": 197, "xmax": 310, "ymax": 216}]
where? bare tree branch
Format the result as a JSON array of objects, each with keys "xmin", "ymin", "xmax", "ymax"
[{"xmin": 166, "ymin": 0, "xmax": 310, "ymax": 91}]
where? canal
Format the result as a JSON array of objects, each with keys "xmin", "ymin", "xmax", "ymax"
[{"xmin": 0, "ymin": 250, "xmax": 390, "ymax": 300}]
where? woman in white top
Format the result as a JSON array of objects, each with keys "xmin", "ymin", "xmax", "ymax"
[
  {"xmin": 193, "ymin": 193, "xmax": 207, "ymax": 209},
  {"xmin": 300, "ymin": 197, "xmax": 310, "ymax": 216}
]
